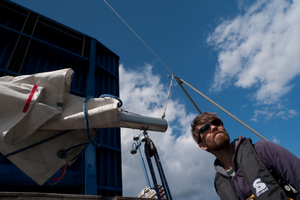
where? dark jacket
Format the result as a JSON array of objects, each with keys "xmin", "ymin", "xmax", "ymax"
[{"xmin": 214, "ymin": 136, "xmax": 300, "ymax": 200}]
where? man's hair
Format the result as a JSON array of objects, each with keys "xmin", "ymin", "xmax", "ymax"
[{"xmin": 191, "ymin": 112, "xmax": 220, "ymax": 144}]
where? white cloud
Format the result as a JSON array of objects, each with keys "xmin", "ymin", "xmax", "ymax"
[
  {"xmin": 207, "ymin": 0, "xmax": 300, "ymax": 105},
  {"xmin": 276, "ymin": 108, "xmax": 298, "ymax": 120},
  {"xmin": 251, "ymin": 107, "xmax": 275, "ymax": 121},
  {"xmin": 251, "ymin": 104, "xmax": 297, "ymax": 121},
  {"xmin": 272, "ymin": 136, "xmax": 281, "ymax": 144},
  {"xmin": 119, "ymin": 64, "xmax": 219, "ymax": 200}
]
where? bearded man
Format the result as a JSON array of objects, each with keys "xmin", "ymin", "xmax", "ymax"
[{"xmin": 191, "ymin": 112, "xmax": 300, "ymax": 200}]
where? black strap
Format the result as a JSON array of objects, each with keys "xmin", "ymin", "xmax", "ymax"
[{"xmin": 237, "ymin": 139, "xmax": 290, "ymax": 200}]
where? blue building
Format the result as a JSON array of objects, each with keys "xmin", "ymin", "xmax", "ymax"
[{"xmin": 0, "ymin": 0, "xmax": 122, "ymax": 197}]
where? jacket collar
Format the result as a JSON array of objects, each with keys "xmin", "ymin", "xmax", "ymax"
[{"xmin": 214, "ymin": 136, "xmax": 246, "ymax": 176}]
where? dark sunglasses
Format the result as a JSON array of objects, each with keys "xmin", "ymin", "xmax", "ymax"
[{"xmin": 198, "ymin": 118, "xmax": 223, "ymax": 135}]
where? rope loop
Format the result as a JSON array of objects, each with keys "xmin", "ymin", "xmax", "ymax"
[
  {"xmin": 100, "ymin": 94, "xmax": 123, "ymax": 107},
  {"xmin": 59, "ymin": 96, "xmax": 104, "ymax": 158}
]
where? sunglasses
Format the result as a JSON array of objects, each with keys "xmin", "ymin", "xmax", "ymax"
[{"xmin": 198, "ymin": 118, "xmax": 223, "ymax": 136}]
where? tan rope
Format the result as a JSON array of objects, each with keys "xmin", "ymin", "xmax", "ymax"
[{"xmin": 179, "ymin": 78, "xmax": 268, "ymax": 141}]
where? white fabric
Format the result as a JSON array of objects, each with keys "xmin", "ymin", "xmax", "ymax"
[
  {"xmin": 40, "ymin": 93, "xmax": 120, "ymax": 130},
  {"xmin": 0, "ymin": 68, "xmax": 121, "ymax": 185}
]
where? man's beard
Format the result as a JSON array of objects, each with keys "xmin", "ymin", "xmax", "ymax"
[{"xmin": 204, "ymin": 132, "xmax": 230, "ymax": 152}]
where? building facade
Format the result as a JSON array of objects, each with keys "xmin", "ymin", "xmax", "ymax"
[{"xmin": 0, "ymin": 0, "xmax": 122, "ymax": 197}]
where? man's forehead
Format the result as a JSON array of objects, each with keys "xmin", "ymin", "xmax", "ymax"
[
  {"xmin": 200, "ymin": 118, "xmax": 215, "ymax": 126},
  {"xmin": 199, "ymin": 117, "xmax": 221, "ymax": 128}
]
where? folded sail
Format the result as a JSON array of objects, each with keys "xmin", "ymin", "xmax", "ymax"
[{"xmin": 0, "ymin": 68, "xmax": 167, "ymax": 185}]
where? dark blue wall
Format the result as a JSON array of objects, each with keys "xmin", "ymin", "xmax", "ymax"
[{"xmin": 0, "ymin": 0, "xmax": 122, "ymax": 197}]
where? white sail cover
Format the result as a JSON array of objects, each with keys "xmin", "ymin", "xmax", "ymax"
[{"xmin": 0, "ymin": 68, "xmax": 121, "ymax": 185}]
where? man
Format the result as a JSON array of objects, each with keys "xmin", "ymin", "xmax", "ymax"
[{"xmin": 191, "ymin": 112, "xmax": 300, "ymax": 200}]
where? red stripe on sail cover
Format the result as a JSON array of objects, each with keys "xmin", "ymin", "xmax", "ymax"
[
  {"xmin": 52, "ymin": 164, "xmax": 67, "ymax": 181},
  {"xmin": 22, "ymin": 85, "xmax": 38, "ymax": 113}
]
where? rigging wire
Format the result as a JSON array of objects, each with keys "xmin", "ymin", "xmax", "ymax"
[
  {"xmin": 162, "ymin": 75, "xmax": 174, "ymax": 119},
  {"xmin": 103, "ymin": 0, "xmax": 174, "ymax": 76},
  {"xmin": 103, "ymin": 0, "xmax": 268, "ymax": 141}
]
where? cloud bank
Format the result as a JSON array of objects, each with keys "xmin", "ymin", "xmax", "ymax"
[
  {"xmin": 207, "ymin": 0, "xmax": 300, "ymax": 105},
  {"xmin": 119, "ymin": 64, "xmax": 219, "ymax": 200}
]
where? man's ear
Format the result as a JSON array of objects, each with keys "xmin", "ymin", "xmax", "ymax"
[{"xmin": 198, "ymin": 143, "xmax": 208, "ymax": 151}]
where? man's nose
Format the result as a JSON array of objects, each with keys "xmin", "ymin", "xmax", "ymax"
[{"xmin": 211, "ymin": 125, "xmax": 218, "ymax": 132}]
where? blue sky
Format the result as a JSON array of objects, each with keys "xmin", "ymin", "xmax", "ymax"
[{"xmin": 11, "ymin": 0, "xmax": 300, "ymax": 199}]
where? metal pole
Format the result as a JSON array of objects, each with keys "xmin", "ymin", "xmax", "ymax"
[
  {"xmin": 144, "ymin": 145, "xmax": 161, "ymax": 200},
  {"xmin": 120, "ymin": 111, "xmax": 168, "ymax": 132},
  {"xmin": 138, "ymin": 146, "xmax": 151, "ymax": 188},
  {"xmin": 154, "ymin": 153, "xmax": 173, "ymax": 200}
]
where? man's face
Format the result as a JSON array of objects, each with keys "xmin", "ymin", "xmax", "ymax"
[{"xmin": 198, "ymin": 119, "xmax": 230, "ymax": 152}]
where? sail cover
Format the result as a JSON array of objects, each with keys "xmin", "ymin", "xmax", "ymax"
[{"xmin": 0, "ymin": 68, "xmax": 122, "ymax": 185}]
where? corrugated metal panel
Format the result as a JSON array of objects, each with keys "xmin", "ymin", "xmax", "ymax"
[
  {"xmin": 0, "ymin": 0, "xmax": 121, "ymax": 197},
  {"xmin": 33, "ymin": 17, "xmax": 85, "ymax": 56},
  {"xmin": 0, "ymin": 32, "xmax": 18, "ymax": 73},
  {"xmin": 0, "ymin": 1, "xmax": 27, "ymax": 32}
]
